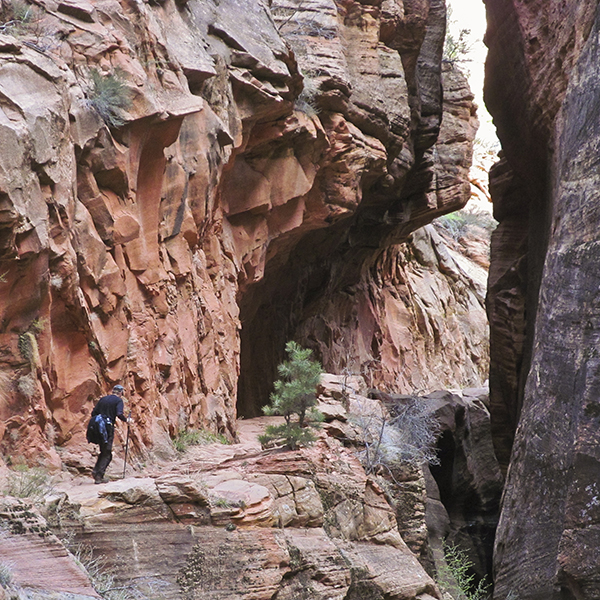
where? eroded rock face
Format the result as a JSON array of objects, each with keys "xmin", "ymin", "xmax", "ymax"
[
  {"xmin": 424, "ymin": 389, "xmax": 502, "ymax": 582},
  {"xmin": 238, "ymin": 59, "xmax": 481, "ymax": 415},
  {"xmin": 485, "ymin": 1, "xmax": 600, "ymax": 598},
  {"xmin": 0, "ymin": 0, "xmax": 479, "ymax": 468},
  {"xmin": 370, "ymin": 387, "xmax": 503, "ymax": 582}
]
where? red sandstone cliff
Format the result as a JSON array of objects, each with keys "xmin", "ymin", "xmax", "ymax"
[{"xmin": 0, "ymin": 0, "xmax": 481, "ymax": 467}]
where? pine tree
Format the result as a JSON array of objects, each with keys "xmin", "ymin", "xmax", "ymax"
[{"xmin": 258, "ymin": 341, "xmax": 324, "ymax": 450}]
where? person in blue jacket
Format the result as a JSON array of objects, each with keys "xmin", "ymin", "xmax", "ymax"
[{"xmin": 90, "ymin": 385, "xmax": 131, "ymax": 484}]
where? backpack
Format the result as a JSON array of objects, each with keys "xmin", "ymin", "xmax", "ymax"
[{"xmin": 86, "ymin": 414, "xmax": 109, "ymax": 445}]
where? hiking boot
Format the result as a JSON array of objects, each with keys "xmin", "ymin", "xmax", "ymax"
[{"xmin": 94, "ymin": 477, "xmax": 107, "ymax": 484}]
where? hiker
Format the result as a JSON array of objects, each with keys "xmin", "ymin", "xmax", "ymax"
[{"xmin": 88, "ymin": 385, "xmax": 131, "ymax": 484}]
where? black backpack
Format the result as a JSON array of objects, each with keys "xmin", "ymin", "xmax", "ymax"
[{"xmin": 86, "ymin": 414, "xmax": 109, "ymax": 445}]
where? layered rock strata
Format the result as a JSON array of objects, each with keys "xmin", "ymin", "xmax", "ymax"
[
  {"xmin": 22, "ymin": 379, "xmax": 447, "ymax": 600},
  {"xmin": 0, "ymin": 375, "xmax": 503, "ymax": 600},
  {"xmin": 485, "ymin": 1, "xmax": 600, "ymax": 598},
  {"xmin": 0, "ymin": 0, "xmax": 480, "ymax": 464},
  {"xmin": 0, "ymin": 497, "xmax": 100, "ymax": 599}
]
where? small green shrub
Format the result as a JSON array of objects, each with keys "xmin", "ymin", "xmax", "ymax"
[
  {"xmin": 259, "ymin": 341, "xmax": 324, "ymax": 450},
  {"xmin": 212, "ymin": 497, "xmax": 230, "ymax": 508},
  {"xmin": 3, "ymin": 465, "xmax": 53, "ymax": 501},
  {"xmin": 88, "ymin": 69, "xmax": 131, "ymax": 128},
  {"xmin": 437, "ymin": 542, "xmax": 490, "ymax": 600},
  {"xmin": 173, "ymin": 428, "xmax": 229, "ymax": 453},
  {"xmin": 210, "ymin": 495, "xmax": 245, "ymax": 510},
  {"xmin": 259, "ymin": 421, "xmax": 324, "ymax": 450},
  {"xmin": 173, "ymin": 429, "xmax": 200, "ymax": 452}
]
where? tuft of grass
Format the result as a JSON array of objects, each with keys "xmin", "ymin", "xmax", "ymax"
[
  {"xmin": 29, "ymin": 318, "xmax": 46, "ymax": 334},
  {"xmin": 294, "ymin": 75, "xmax": 321, "ymax": 118},
  {"xmin": 10, "ymin": 0, "xmax": 33, "ymax": 22},
  {"xmin": 16, "ymin": 374, "xmax": 37, "ymax": 399},
  {"xmin": 208, "ymin": 494, "xmax": 246, "ymax": 511},
  {"xmin": 88, "ymin": 69, "xmax": 131, "ymax": 128},
  {"xmin": 172, "ymin": 428, "xmax": 229, "ymax": 453},
  {"xmin": 70, "ymin": 542, "xmax": 138, "ymax": 600},
  {"xmin": 3, "ymin": 465, "xmax": 54, "ymax": 501},
  {"xmin": 0, "ymin": 0, "xmax": 41, "ymax": 36}
]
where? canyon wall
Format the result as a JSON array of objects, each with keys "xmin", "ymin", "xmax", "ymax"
[
  {"xmin": 0, "ymin": 0, "xmax": 483, "ymax": 464},
  {"xmin": 485, "ymin": 0, "xmax": 600, "ymax": 598}
]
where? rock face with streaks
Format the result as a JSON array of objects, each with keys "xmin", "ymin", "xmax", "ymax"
[
  {"xmin": 485, "ymin": 1, "xmax": 600, "ymax": 598},
  {"xmin": 0, "ymin": 0, "xmax": 482, "ymax": 466}
]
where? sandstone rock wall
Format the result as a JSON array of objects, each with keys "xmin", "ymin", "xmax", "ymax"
[
  {"xmin": 0, "ymin": 0, "xmax": 480, "ymax": 465},
  {"xmin": 485, "ymin": 1, "xmax": 600, "ymax": 598},
  {"xmin": 485, "ymin": 0, "xmax": 598, "ymax": 474},
  {"xmin": 293, "ymin": 224, "xmax": 489, "ymax": 400},
  {"xmin": 237, "ymin": 57, "xmax": 483, "ymax": 414}
]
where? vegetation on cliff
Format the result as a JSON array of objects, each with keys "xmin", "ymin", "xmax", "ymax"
[
  {"xmin": 438, "ymin": 543, "xmax": 490, "ymax": 600},
  {"xmin": 87, "ymin": 69, "xmax": 131, "ymax": 128}
]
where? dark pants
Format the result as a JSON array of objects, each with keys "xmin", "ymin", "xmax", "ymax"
[{"xmin": 92, "ymin": 425, "xmax": 114, "ymax": 480}]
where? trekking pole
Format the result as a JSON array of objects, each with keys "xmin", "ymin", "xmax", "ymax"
[{"xmin": 123, "ymin": 411, "xmax": 131, "ymax": 479}]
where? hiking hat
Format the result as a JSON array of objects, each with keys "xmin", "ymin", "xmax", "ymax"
[{"xmin": 113, "ymin": 385, "xmax": 125, "ymax": 393}]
